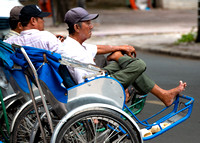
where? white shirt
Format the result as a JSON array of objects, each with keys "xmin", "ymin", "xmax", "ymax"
[
  {"xmin": 4, "ymin": 29, "xmax": 65, "ymax": 55},
  {"xmin": 62, "ymin": 36, "xmax": 97, "ymax": 84},
  {"xmin": 4, "ymin": 30, "xmax": 20, "ymax": 40}
]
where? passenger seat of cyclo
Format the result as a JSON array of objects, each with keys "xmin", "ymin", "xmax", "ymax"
[
  {"xmin": 0, "ymin": 41, "xmax": 31, "ymax": 101},
  {"xmin": 10, "ymin": 44, "xmax": 80, "ymax": 118},
  {"xmin": 11, "ymin": 44, "xmax": 75, "ymax": 97}
]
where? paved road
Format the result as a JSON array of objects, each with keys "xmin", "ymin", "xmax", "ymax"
[{"xmin": 136, "ymin": 51, "xmax": 200, "ymax": 143}]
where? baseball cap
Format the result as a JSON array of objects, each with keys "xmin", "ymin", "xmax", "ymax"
[
  {"xmin": 10, "ymin": 6, "xmax": 23, "ymax": 20},
  {"xmin": 64, "ymin": 7, "xmax": 99, "ymax": 26},
  {"xmin": 20, "ymin": 5, "xmax": 50, "ymax": 20}
]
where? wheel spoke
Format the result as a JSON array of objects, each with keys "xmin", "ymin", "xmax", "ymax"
[
  {"xmin": 56, "ymin": 109, "xmax": 138, "ymax": 143},
  {"xmin": 71, "ymin": 125, "xmax": 87, "ymax": 142}
]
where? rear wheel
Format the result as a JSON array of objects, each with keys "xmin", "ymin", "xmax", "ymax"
[
  {"xmin": 55, "ymin": 108, "xmax": 140, "ymax": 143},
  {"xmin": 10, "ymin": 99, "xmax": 52, "ymax": 143}
]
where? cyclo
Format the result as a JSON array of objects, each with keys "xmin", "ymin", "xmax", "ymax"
[{"xmin": 1, "ymin": 41, "xmax": 194, "ymax": 143}]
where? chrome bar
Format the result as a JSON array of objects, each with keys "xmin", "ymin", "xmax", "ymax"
[
  {"xmin": 60, "ymin": 56, "xmax": 106, "ymax": 73},
  {"xmin": 25, "ymin": 75, "xmax": 47, "ymax": 143},
  {"xmin": 20, "ymin": 47, "xmax": 54, "ymax": 133}
]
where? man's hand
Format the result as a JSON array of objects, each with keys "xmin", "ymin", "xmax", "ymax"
[
  {"xmin": 121, "ymin": 45, "xmax": 136, "ymax": 58},
  {"xmin": 97, "ymin": 45, "xmax": 136, "ymax": 58},
  {"xmin": 56, "ymin": 35, "xmax": 65, "ymax": 42}
]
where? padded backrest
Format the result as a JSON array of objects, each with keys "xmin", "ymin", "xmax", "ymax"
[
  {"xmin": 0, "ymin": 41, "xmax": 31, "ymax": 101},
  {"xmin": 10, "ymin": 45, "xmax": 72, "ymax": 118},
  {"xmin": 11, "ymin": 46, "xmax": 69, "ymax": 102}
]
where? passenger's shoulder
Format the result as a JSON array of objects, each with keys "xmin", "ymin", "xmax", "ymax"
[{"xmin": 3, "ymin": 35, "xmax": 18, "ymax": 44}]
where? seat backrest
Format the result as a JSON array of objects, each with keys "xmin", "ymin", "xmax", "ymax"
[
  {"xmin": 11, "ymin": 45, "xmax": 70, "ymax": 118},
  {"xmin": 0, "ymin": 41, "xmax": 31, "ymax": 101}
]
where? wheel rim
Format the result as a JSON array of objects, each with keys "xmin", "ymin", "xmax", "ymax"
[{"xmin": 58, "ymin": 113, "xmax": 135, "ymax": 143}]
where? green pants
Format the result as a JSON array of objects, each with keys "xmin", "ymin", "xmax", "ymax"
[{"xmin": 103, "ymin": 56, "xmax": 155, "ymax": 94}]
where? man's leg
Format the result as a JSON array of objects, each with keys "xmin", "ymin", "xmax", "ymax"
[
  {"xmin": 133, "ymin": 72, "xmax": 186, "ymax": 106},
  {"xmin": 150, "ymin": 81, "xmax": 186, "ymax": 106},
  {"xmin": 133, "ymin": 73, "xmax": 155, "ymax": 95},
  {"xmin": 104, "ymin": 56, "xmax": 146, "ymax": 89},
  {"xmin": 105, "ymin": 51, "xmax": 187, "ymax": 106}
]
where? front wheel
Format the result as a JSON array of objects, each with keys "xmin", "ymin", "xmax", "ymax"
[{"xmin": 55, "ymin": 108, "xmax": 140, "ymax": 143}]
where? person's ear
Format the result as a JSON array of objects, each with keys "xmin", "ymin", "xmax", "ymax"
[
  {"xmin": 30, "ymin": 17, "xmax": 37, "ymax": 26},
  {"xmin": 18, "ymin": 22, "xmax": 23, "ymax": 30},
  {"xmin": 74, "ymin": 24, "xmax": 80, "ymax": 32}
]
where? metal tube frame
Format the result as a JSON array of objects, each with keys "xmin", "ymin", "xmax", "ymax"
[
  {"xmin": 24, "ymin": 75, "xmax": 47, "ymax": 143},
  {"xmin": 20, "ymin": 47, "xmax": 54, "ymax": 141}
]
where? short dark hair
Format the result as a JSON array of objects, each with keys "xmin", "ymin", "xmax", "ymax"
[
  {"xmin": 20, "ymin": 16, "xmax": 31, "ymax": 27},
  {"xmin": 68, "ymin": 22, "xmax": 82, "ymax": 34},
  {"xmin": 20, "ymin": 17, "xmax": 41, "ymax": 27},
  {"xmin": 8, "ymin": 18, "xmax": 19, "ymax": 30}
]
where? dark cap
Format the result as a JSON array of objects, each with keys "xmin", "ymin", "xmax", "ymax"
[
  {"xmin": 20, "ymin": 5, "xmax": 50, "ymax": 20},
  {"xmin": 10, "ymin": 6, "xmax": 23, "ymax": 20},
  {"xmin": 64, "ymin": 7, "xmax": 99, "ymax": 26}
]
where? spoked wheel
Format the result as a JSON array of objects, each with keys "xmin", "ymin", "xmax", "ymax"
[
  {"xmin": 55, "ymin": 108, "xmax": 140, "ymax": 143},
  {"xmin": 30, "ymin": 108, "xmax": 60, "ymax": 143},
  {"xmin": 10, "ymin": 99, "xmax": 52, "ymax": 143},
  {"xmin": 0, "ymin": 99, "xmax": 23, "ymax": 142}
]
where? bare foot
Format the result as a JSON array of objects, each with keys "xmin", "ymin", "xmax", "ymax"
[
  {"xmin": 151, "ymin": 81, "xmax": 187, "ymax": 106},
  {"xmin": 163, "ymin": 80, "xmax": 187, "ymax": 106},
  {"xmin": 107, "ymin": 51, "xmax": 123, "ymax": 62}
]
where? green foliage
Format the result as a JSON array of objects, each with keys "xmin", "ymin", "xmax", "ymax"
[{"xmin": 175, "ymin": 28, "xmax": 196, "ymax": 44}]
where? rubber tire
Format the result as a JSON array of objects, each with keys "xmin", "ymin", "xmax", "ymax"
[
  {"xmin": 55, "ymin": 107, "xmax": 140, "ymax": 143},
  {"xmin": 10, "ymin": 100, "xmax": 47, "ymax": 143}
]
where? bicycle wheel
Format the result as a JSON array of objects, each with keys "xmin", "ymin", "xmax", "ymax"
[
  {"xmin": 55, "ymin": 107, "xmax": 140, "ymax": 143},
  {"xmin": 10, "ymin": 99, "xmax": 52, "ymax": 143},
  {"xmin": 0, "ymin": 99, "xmax": 23, "ymax": 141},
  {"xmin": 30, "ymin": 108, "xmax": 60, "ymax": 143}
]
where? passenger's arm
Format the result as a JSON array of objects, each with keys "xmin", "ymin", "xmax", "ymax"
[{"xmin": 96, "ymin": 45, "xmax": 136, "ymax": 58}]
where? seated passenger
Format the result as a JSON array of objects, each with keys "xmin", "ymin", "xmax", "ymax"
[{"xmin": 62, "ymin": 7, "xmax": 186, "ymax": 106}]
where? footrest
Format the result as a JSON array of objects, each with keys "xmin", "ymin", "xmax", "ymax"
[{"xmin": 141, "ymin": 95, "xmax": 194, "ymax": 140}]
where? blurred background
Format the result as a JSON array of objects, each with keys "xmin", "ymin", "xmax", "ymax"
[
  {"xmin": 1, "ymin": 0, "xmax": 198, "ymax": 40},
  {"xmin": 19, "ymin": 0, "xmax": 197, "ymax": 24}
]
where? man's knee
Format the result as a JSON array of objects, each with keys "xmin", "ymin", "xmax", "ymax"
[{"xmin": 136, "ymin": 59, "xmax": 146, "ymax": 72}]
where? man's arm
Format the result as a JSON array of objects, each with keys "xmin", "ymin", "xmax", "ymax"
[{"xmin": 96, "ymin": 45, "xmax": 136, "ymax": 58}]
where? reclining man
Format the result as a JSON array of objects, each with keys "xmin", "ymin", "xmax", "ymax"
[
  {"xmin": 62, "ymin": 7, "xmax": 186, "ymax": 106},
  {"xmin": 4, "ymin": 5, "xmax": 186, "ymax": 106}
]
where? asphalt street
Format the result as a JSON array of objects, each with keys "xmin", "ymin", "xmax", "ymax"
[{"xmin": 137, "ymin": 51, "xmax": 200, "ymax": 143}]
